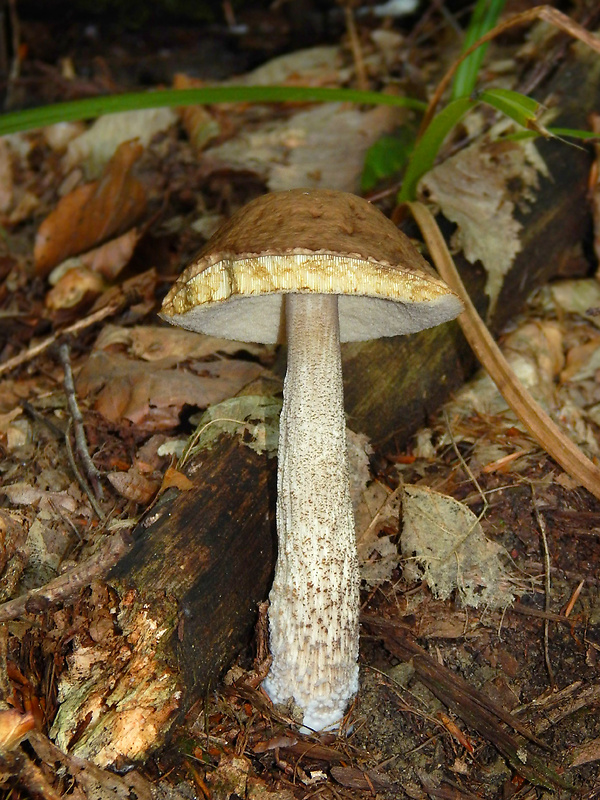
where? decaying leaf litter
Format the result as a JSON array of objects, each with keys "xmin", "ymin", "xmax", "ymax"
[{"xmin": 0, "ymin": 2, "xmax": 600, "ymax": 798}]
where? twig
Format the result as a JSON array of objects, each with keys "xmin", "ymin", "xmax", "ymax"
[
  {"xmin": 531, "ymin": 487, "xmax": 556, "ymax": 688},
  {"xmin": 0, "ymin": 302, "xmax": 119, "ymax": 377},
  {"xmin": 510, "ymin": 603, "xmax": 571, "ymax": 626},
  {"xmin": 343, "ymin": 4, "xmax": 368, "ymax": 92},
  {"xmin": 3, "ymin": 0, "xmax": 21, "ymax": 111},
  {"xmin": 12, "ymin": 752, "xmax": 62, "ymax": 800},
  {"xmin": 58, "ymin": 342, "xmax": 104, "ymax": 501},
  {"xmin": 563, "ymin": 579, "xmax": 584, "ymax": 618},
  {"xmin": 22, "ymin": 402, "xmax": 105, "ymax": 520},
  {"xmin": 0, "ymin": 623, "xmax": 8, "ymax": 698},
  {"xmin": 63, "ymin": 421, "xmax": 105, "ymax": 519},
  {"xmin": 442, "ymin": 409, "xmax": 488, "ymax": 519},
  {"xmin": 408, "ymin": 201, "xmax": 600, "ymax": 501},
  {"xmin": 0, "ymin": 529, "xmax": 133, "ymax": 623}
]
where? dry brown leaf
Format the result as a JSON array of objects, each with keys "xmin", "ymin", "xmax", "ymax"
[
  {"xmin": 173, "ymin": 73, "xmax": 221, "ymax": 151},
  {"xmin": 571, "ymin": 736, "xmax": 600, "ymax": 767},
  {"xmin": 34, "ymin": 140, "xmax": 147, "ymax": 277},
  {"xmin": 551, "ymin": 279, "xmax": 600, "ymax": 327},
  {"xmin": 45, "ymin": 266, "xmax": 105, "ymax": 311},
  {"xmin": 0, "ymin": 709, "xmax": 35, "ymax": 749},
  {"xmin": 561, "ymin": 337, "xmax": 600, "ymax": 383},
  {"xmin": 0, "ymin": 138, "xmax": 14, "ymax": 214},
  {"xmin": 93, "ymin": 324, "xmax": 267, "ymax": 363},
  {"xmin": 107, "ymin": 468, "xmax": 160, "ymax": 504},
  {"xmin": 80, "ymin": 227, "xmax": 141, "ymax": 281},
  {"xmin": 161, "ymin": 466, "xmax": 193, "ymax": 492},
  {"xmin": 1, "ymin": 483, "xmax": 79, "ymax": 513},
  {"xmin": 401, "ymin": 485, "xmax": 518, "ymax": 609},
  {"xmin": 410, "ymin": 200, "xmax": 600, "ymax": 501},
  {"xmin": 8, "ymin": 190, "xmax": 40, "ymax": 225},
  {"xmin": 419, "ymin": 139, "xmax": 547, "ymax": 311},
  {"xmin": 235, "ymin": 44, "xmax": 343, "ymax": 87},
  {"xmin": 206, "ymin": 102, "xmax": 404, "ymax": 193},
  {"xmin": 76, "ymin": 351, "xmax": 264, "ymax": 430},
  {"xmin": 64, "ymin": 107, "xmax": 177, "ymax": 176}
]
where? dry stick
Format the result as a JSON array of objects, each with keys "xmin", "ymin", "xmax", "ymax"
[
  {"xmin": 420, "ymin": 4, "xmax": 600, "ymax": 134},
  {"xmin": 531, "ymin": 486, "xmax": 556, "ymax": 688},
  {"xmin": 408, "ymin": 201, "xmax": 600, "ymax": 501},
  {"xmin": 0, "ymin": 529, "xmax": 133, "ymax": 623},
  {"xmin": 343, "ymin": 4, "xmax": 368, "ymax": 92},
  {"xmin": 63, "ymin": 421, "xmax": 105, "ymax": 520},
  {"xmin": 23, "ymin": 401, "xmax": 105, "ymax": 520},
  {"xmin": 0, "ymin": 302, "xmax": 119, "ymax": 378},
  {"xmin": 563, "ymin": 579, "xmax": 584, "ymax": 618},
  {"xmin": 58, "ymin": 342, "xmax": 103, "ymax": 501}
]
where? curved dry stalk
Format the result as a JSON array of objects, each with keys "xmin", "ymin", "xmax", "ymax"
[
  {"xmin": 420, "ymin": 5, "xmax": 600, "ymax": 134},
  {"xmin": 408, "ymin": 200, "xmax": 600, "ymax": 502}
]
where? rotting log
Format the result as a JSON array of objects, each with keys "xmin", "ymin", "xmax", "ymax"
[
  {"xmin": 51, "ymin": 46, "xmax": 600, "ymax": 766},
  {"xmin": 343, "ymin": 44, "xmax": 600, "ymax": 453},
  {"xmin": 50, "ymin": 429, "xmax": 277, "ymax": 768}
]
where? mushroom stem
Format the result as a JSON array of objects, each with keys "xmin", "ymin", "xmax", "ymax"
[{"xmin": 263, "ymin": 292, "xmax": 360, "ymax": 732}]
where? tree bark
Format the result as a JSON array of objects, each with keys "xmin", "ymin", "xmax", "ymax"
[{"xmin": 50, "ymin": 431, "xmax": 277, "ymax": 768}]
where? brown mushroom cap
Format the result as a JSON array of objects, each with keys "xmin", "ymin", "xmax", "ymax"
[{"xmin": 161, "ymin": 189, "xmax": 462, "ymax": 343}]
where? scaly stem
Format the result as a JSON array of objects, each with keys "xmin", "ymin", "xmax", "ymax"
[{"xmin": 263, "ymin": 293, "xmax": 359, "ymax": 732}]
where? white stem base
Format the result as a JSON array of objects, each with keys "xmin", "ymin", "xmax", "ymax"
[{"xmin": 263, "ymin": 293, "xmax": 360, "ymax": 732}]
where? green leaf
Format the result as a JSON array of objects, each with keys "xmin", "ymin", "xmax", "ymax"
[
  {"xmin": 478, "ymin": 87, "xmax": 545, "ymax": 130},
  {"xmin": 451, "ymin": 0, "xmax": 507, "ymax": 100},
  {"xmin": 0, "ymin": 86, "xmax": 426, "ymax": 137},
  {"xmin": 398, "ymin": 88, "xmax": 553, "ymax": 202},
  {"xmin": 398, "ymin": 96, "xmax": 475, "ymax": 202},
  {"xmin": 361, "ymin": 127, "xmax": 416, "ymax": 192},
  {"xmin": 502, "ymin": 126, "xmax": 600, "ymax": 142}
]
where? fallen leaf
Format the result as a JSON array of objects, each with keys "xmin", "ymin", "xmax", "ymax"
[
  {"xmin": 80, "ymin": 227, "xmax": 141, "ymax": 281},
  {"xmin": 571, "ymin": 736, "xmax": 600, "ymax": 766},
  {"xmin": 43, "ymin": 120, "xmax": 87, "ymax": 151},
  {"xmin": 64, "ymin": 107, "xmax": 177, "ymax": 177},
  {"xmin": 206, "ymin": 102, "xmax": 405, "ymax": 193},
  {"xmin": 235, "ymin": 44, "xmax": 343, "ymax": 86},
  {"xmin": 76, "ymin": 351, "xmax": 265, "ymax": 430},
  {"xmin": 107, "ymin": 468, "xmax": 160, "ymax": 504},
  {"xmin": 174, "ymin": 73, "xmax": 221, "ymax": 151},
  {"xmin": 401, "ymin": 485, "xmax": 519, "ymax": 609},
  {"xmin": 0, "ymin": 709, "xmax": 35, "ymax": 749},
  {"xmin": 34, "ymin": 140, "xmax": 147, "ymax": 277},
  {"xmin": 161, "ymin": 467, "xmax": 193, "ymax": 492},
  {"xmin": 419, "ymin": 139, "xmax": 548, "ymax": 312},
  {"xmin": 185, "ymin": 395, "xmax": 282, "ymax": 459},
  {"xmin": 93, "ymin": 324, "xmax": 267, "ymax": 363},
  {"xmin": 551, "ymin": 279, "xmax": 600, "ymax": 326},
  {"xmin": 0, "ymin": 138, "xmax": 14, "ymax": 213},
  {"xmin": 1, "ymin": 483, "xmax": 79, "ymax": 513},
  {"xmin": 591, "ymin": 112, "xmax": 600, "ymax": 267},
  {"xmin": 561, "ymin": 337, "xmax": 600, "ymax": 382},
  {"xmin": 45, "ymin": 266, "xmax": 105, "ymax": 311}
]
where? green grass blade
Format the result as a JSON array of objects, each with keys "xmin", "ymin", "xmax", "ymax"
[
  {"xmin": 451, "ymin": 0, "xmax": 506, "ymax": 100},
  {"xmin": 398, "ymin": 96, "xmax": 475, "ymax": 202},
  {"xmin": 478, "ymin": 87, "xmax": 551, "ymax": 136},
  {"xmin": 478, "ymin": 87, "xmax": 541, "ymax": 126},
  {"xmin": 0, "ymin": 86, "xmax": 427, "ymax": 137}
]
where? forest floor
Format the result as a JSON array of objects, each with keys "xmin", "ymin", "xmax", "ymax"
[{"xmin": 0, "ymin": 2, "xmax": 600, "ymax": 799}]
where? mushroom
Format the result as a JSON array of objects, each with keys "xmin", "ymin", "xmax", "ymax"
[{"xmin": 160, "ymin": 188, "xmax": 462, "ymax": 732}]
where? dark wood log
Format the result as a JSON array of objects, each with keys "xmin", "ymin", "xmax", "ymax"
[{"xmin": 49, "ymin": 429, "xmax": 277, "ymax": 767}]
